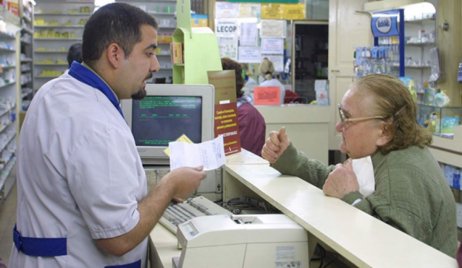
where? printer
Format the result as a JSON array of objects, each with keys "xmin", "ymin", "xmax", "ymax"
[{"xmin": 173, "ymin": 214, "xmax": 309, "ymax": 268}]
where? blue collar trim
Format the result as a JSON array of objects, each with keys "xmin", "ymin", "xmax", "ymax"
[{"xmin": 68, "ymin": 62, "xmax": 123, "ymax": 117}]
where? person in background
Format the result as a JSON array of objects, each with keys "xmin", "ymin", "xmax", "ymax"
[
  {"xmin": 241, "ymin": 63, "xmax": 257, "ymax": 102},
  {"xmin": 261, "ymin": 74, "xmax": 457, "ymax": 257},
  {"xmin": 66, "ymin": 43, "xmax": 82, "ymax": 68},
  {"xmin": 221, "ymin": 57, "xmax": 266, "ymax": 156},
  {"xmin": 259, "ymin": 57, "xmax": 285, "ymax": 105},
  {"xmin": 9, "ymin": 3, "xmax": 205, "ymax": 267}
]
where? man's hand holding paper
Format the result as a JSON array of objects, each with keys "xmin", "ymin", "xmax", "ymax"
[{"xmin": 168, "ymin": 135, "xmax": 226, "ymax": 171}]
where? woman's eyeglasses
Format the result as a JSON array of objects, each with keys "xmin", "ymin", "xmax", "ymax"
[{"xmin": 338, "ymin": 105, "xmax": 385, "ymax": 126}]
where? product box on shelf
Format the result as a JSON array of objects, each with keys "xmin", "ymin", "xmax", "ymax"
[{"xmin": 417, "ymin": 104, "xmax": 462, "ymax": 138}]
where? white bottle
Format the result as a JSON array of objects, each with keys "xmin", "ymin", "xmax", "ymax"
[{"xmin": 315, "ymin": 80, "xmax": 329, "ymax": 106}]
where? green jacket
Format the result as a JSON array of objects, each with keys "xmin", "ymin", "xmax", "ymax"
[{"xmin": 272, "ymin": 143, "xmax": 457, "ymax": 257}]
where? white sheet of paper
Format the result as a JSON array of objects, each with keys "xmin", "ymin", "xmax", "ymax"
[
  {"xmin": 261, "ymin": 38, "xmax": 284, "ymax": 55},
  {"xmin": 169, "ymin": 135, "xmax": 226, "ymax": 171},
  {"xmin": 240, "ymin": 22, "xmax": 258, "ymax": 46},
  {"xmin": 238, "ymin": 46, "xmax": 261, "ymax": 63},
  {"xmin": 352, "ymin": 156, "xmax": 375, "ymax": 197}
]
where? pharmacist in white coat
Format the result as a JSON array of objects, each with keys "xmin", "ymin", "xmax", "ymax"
[
  {"xmin": 9, "ymin": 3, "xmax": 205, "ymax": 267},
  {"xmin": 259, "ymin": 57, "xmax": 286, "ymax": 105}
]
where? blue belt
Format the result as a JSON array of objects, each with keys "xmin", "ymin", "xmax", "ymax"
[
  {"xmin": 105, "ymin": 260, "xmax": 141, "ymax": 268},
  {"xmin": 13, "ymin": 225, "xmax": 67, "ymax": 257},
  {"xmin": 13, "ymin": 225, "xmax": 141, "ymax": 267}
]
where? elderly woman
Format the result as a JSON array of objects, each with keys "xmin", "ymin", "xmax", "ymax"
[{"xmin": 261, "ymin": 74, "xmax": 457, "ymax": 257}]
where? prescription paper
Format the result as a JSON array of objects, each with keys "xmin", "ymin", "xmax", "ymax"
[
  {"xmin": 169, "ymin": 135, "xmax": 226, "ymax": 171},
  {"xmin": 352, "ymin": 156, "xmax": 375, "ymax": 197}
]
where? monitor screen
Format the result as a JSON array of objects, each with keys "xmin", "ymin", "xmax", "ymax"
[
  {"xmin": 121, "ymin": 84, "xmax": 215, "ymax": 166},
  {"xmin": 132, "ymin": 95, "xmax": 202, "ymax": 146}
]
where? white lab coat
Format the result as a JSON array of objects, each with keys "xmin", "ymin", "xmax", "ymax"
[{"xmin": 9, "ymin": 73, "xmax": 148, "ymax": 267}]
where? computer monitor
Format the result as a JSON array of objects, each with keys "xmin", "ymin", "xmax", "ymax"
[{"xmin": 121, "ymin": 83, "xmax": 215, "ymax": 166}]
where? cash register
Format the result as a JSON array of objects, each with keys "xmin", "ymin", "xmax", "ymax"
[{"xmin": 173, "ymin": 214, "xmax": 309, "ymax": 268}]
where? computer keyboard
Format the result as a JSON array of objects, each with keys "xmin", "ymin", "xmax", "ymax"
[{"xmin": 159, "ymin": 196, "xmax": 232, "ymax": 234}]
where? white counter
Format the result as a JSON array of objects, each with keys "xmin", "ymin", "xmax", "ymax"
[
  {"xmin": 256, "ymin": 105, "xmax": 330, "ymax": 165},
  {"xmin": 150, "ymin": 150, "xmax": 457, "ymax": 268}
]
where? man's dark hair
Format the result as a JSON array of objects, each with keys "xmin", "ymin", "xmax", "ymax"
[
  {"xmin": 82, "ymin": 3, "xmax": 158, "ymax": 67},
  {"xmin": 67, "ymin": 43, "xmax": 82, "ymax": 67}
]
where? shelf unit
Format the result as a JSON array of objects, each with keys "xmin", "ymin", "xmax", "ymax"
[
  {"xmin": 33, "ymin": 0, "xmax": 94, "ymax": 91},
  {"xmin": 0, "ymin": 17, "xmax": 20, "ymax": 200},
  {"xmin": 428, "ymin": 126, "xmax": 462, "ymax": 206},
  {"xmin": 172, "ymin": 0, "xmax": 221, "ymax": 84},
  {"xmin": 20, "ymin": 0, "xmax": 34, "ymax": 121},
  {"xmin": 403, "ymin": 16, "xmax": 437, "ymax": 101},
  {"xmin": 115, "ymin": 0, "xmax": 176, "ymax": 83}
]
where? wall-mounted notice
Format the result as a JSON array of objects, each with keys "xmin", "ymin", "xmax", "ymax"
[
  {"xmin": 282, "ymin": 3, "xmax": 305, "ymax": 20},
  {"xmin": 260, "ymin": 19, "xmax": 286, "ymax": 38},
  {"xmin": 218, "ymin": 36, "xmax": 238, "ymax": 60},
  {"xmin": 215, "ymin": 2, "xmax": 240, "ymax": 18},
  {"xmin": 261, "ymin": 3, "xmax": 305, "ymax": 20},
  {"xmin": 261, "ymin": 4, "xmax": 283, "ymax": 19},
  {"xmin": 261, "ymin": 38, "xmax": 284, "ymax": 54},
  {"xmin": 240, "ymin": 22, "xmax": 258, "ymax": 46},
  {"xmin": 215, "ymin": 19, "xmax": 239, "ymax": 37},
  {"xmin": 238, "ymin": 46, "xmax": 261, "ymax": 63},
  {"xmin": 239, "ymin": 3, "xmax": 261, "ymax": 18}
]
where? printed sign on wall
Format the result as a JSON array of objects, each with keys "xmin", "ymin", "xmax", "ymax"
[{"xmin": 215, "ymin": 19, "xmax": 239, "ymax": 37}]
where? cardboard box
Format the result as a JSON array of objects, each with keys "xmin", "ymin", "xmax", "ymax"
[{"xmin": 170, "ymin": 42, "xmax": 183, "ymax": 65}]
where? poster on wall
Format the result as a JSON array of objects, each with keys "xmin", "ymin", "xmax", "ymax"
[
  {"xmin": 261, "ymin": 4, "xmax": 283, "ymax": 19},
  {"xmin": 239, "ymin": 3, "xmax": 261, "ymax": 18},
  {"xmin": 218, "ymin": 36, "xmax": 238, "ymax": 60},
  {"xmin": 260, "ymin": 19, "xmax": 286, "ymax": 38},
  {"xmin": 261, "ymin": 38, "xmax": 284, "ymax": 54},
  {"xmin": 215, "ymin": 2, "xmax": 240, "ymax": 18},
  {"xmin": 215, "ymin": 19, "xmax": 239, "ymax": 37},
  {"xmin": 282, "ymin": 3, "xmax": 305, "ymax": 20},
  {"xmin": 239, "ymin": 46, "xmax": 261, "ymax": 63},
  {"xmin": 260, "ymin": 3, "xmax": 304, "ymax": 20},
  {"xmin": 240, "ymin": 22, "xmax": 258, "ymax": 46}
]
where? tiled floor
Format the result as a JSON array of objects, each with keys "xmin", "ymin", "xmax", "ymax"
[{"xmin": 0, "ymin": 183, "xmax": 16, "ymax": 265}]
